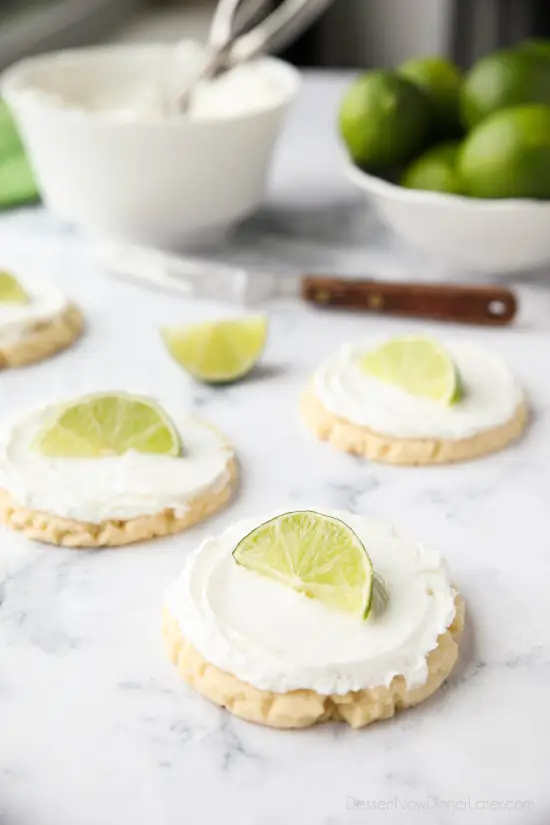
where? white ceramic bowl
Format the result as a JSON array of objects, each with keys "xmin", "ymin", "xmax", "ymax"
[
  {"xmin": 347, "ymin": 163, "xmax": 550, "ymax": 275},
  {"xmin": 1, "ymin": 45, "xmax": 300, "ymax": 248}
]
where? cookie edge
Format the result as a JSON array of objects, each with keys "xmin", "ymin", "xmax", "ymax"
[
  {"xmin": 162, "ymin": 595, "xmax": 465, "ymax": 730},
  {"xmin": 301, "ymin": 387, "xmax": 527, "ymax": 465},
  {"xmin": 0, "ymin": 304, "xmax": 84, "ymax": 369},
  {"xmin": 0, "ymin": 457, "xmax": 237, "ymax": 548}
]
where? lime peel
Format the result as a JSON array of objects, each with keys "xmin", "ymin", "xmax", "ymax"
[
  {"xmin": 33, "ymin": 392, "xmax": 181, "ymax": 458},
  {"xmin": 233, "ymin": 510, "xmax": 374, "ymax": 620}
]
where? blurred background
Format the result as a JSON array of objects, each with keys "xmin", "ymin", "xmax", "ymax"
[{"xmin": 2, "ymin": 0, "xmax": 550, "ymax": 73}]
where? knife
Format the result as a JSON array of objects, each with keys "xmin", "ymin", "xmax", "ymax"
[{"xmin": 94, "ymin": 242, "xmax": 517, "ymax": 326}]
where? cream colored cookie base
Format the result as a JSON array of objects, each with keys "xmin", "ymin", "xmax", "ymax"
[
  {"xmin": 301, "ymin": 388, "xmax": 527, "ymax": 466},
  {"xmin": 163, "ymin": 596, "xmax": 465, "ymax": 730},
  {"xmin": 0, "ymin": 458, "xmax": 237, "ymax": 548},
  {"xmin": 0, "ymin": 304, "xmax": 84, "ymax": 368}
]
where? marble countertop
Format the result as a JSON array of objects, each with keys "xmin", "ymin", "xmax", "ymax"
[{"xmin": 1, "ymin": 74, "xmax": 549, "ymax": 825}]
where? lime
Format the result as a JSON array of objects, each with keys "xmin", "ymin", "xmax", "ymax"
[
  {"xmin": 0, "ymin": 100, "xmax": 39, "ymax": 209},
  {"xmin": 0, "ymin": 154, "xmax": 39, "ymax": 209},
  {"xmin": 461, "ymin": 49, "xmax": 550, "ymax": 128},
  {"xmin": 233, "ymin": 511, "xmax": 374, "ymax": 619},
  {"xmin": 34, "ymin": 393, "xmax": 181, "ymax": 458},
  {"xmin": 401, "ymin": 141, "xmax": 463, "ymax": 194},
  {"xmin": 339, "ymin": 70, "xmax": 432, "ymax": 168},
  {"xmin": 0, "ymin": 271, "xmax": 28, "ymax": 303},
  {"xmin": 399, "ymin": 56, "xmax": 462, "ymax": 136},
  {"xmin": 360, "ymin": 335, "xmax": 462, "ymax": 404},
  {"xmin": 459, "ymin": 103, "xmax": 550, "ymax": 199},
  {"xmin": 162, "ymin": 315, "xmax": 267, "ymax": 384},
  {"xmin": 519, "ymin": 39, "xmax": 550, "ymax": 61},
  {"xmin": 0, "ymin": 100, "xmax": 24, "ymax": 156}
]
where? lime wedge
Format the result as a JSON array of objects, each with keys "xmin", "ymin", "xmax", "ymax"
[
  {"xmin": 162, "ymin": 315, "xmax": 267, "ymax": 384},
  {"xmin": 360, "ymin": 335, "xmax": 462, "ymax": 404},
  {"xmin": 233, "ymin": 511, "xmax": 374, "ymax": 619},
  {"xmin": 0, "ymin": 271, "xmax": 28, "ymax": 304},
  {"xmin": 33, "ymin": 393, "xmax": 181, "ymax": 458}
]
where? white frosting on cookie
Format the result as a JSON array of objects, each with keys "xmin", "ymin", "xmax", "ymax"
[
  {"xmin": 0, "ymin": 399, "xmax": 233, "ymax": 522},
  {"xmin": 0, "ymin": 275, "xmax": 69, "ymax": 345},
  {"xmin": 165, "ymin": 510, "xmax": 457, "ymax": 695},
  {"xmin": 312, "ymin": 338, "xmax": 523, "ymax": 439}
]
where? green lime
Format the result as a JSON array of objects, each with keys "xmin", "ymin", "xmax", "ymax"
[
  {"xmin": 461, "ymin": 49, "xmax": 550, "ymax": 128},
  {"xmin": 0, "ymin": 271, "xmax": 28, "ymax": 303},
  {"xmin": 360, "ymin": 335, "xmax": 462, "ymax": 404},
  {"xmin": 401, "ymin": 141, "xmax": 463, "ymax": 194},
  {"xmin": 34, "ymin": 393, "xmax": 181, "ymax": 458},
  {"xmin": 519, "ymin": 39, "xmax": 550, "ymax": 61},
  {"xmin": 459, "ymin": 103, "xmax": 550, "ymax": 199},
  {"xmin": 399, "ymin": 56, "xmax": 462, "ymax": 136},
  {"xmin": 0, "ymin": 154, "xmax": 39, "ymax": 210},
  {"xmin": 339, "ymin": 70, "xmax": 432, "ymax": 168},
  {"xmin": 0, "ymin": 100, "xmax": 39, "ymax": 209},
  {"xmin": 0, "ymin": 100, "xmax": 24, "ymax": 156},
  {"xmin": 233, "ymin": 511, "xmax": 374, "ymax": 619},
  {"xmin": 162, "ymin": 315, "xmax": 267, "ymax": 384}
]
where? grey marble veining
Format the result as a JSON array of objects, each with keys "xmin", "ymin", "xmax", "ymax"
[{"xmin": 1, "ymin": 74, "xmax": 550, "ymax": 825}]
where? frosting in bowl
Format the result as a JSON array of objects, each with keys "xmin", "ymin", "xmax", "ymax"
[
  {"xmin": 6, "ymin": 42, "xmax": 293, "ymax": 122},
  {"xmin": 312, "ymin": 338, "xmax": 523, "ymax": 439},
  {"xmin": 165, "ymin": 509, "xmax": 457, "ymax": 695},
  {"xmin": 0, "ymin": 399, "xmax": 233, "ymax": 522}
]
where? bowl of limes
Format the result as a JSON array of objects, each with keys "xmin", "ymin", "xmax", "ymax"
[{"xmin": 340, "ymin": 41, "xmax": 550, "ymax": 274}]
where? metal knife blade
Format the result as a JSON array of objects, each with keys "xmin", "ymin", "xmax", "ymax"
[{"xmin": 93, "ymin": 241, "xmax": 300, "ymax": 304}]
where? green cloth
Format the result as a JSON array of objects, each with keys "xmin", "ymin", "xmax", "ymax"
[{"xmin": 0, "ymin": 99, "xmax": 39, "ymax": 210}]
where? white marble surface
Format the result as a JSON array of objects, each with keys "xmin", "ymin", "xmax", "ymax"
[{"xmin": 1, "ymin": 74, "xmax": 550, "ymax": 825}]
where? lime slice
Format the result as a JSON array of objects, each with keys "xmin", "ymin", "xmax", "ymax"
[
  {"xmin": 0, "ymin": 271, "xmax": 28, "ymax": 304},
  {"xmin": 33, "ymin": 393, "xmax": 181, "ymax": 458},
  {"xmin": 360, "ymin": 335, "xmax": 462, "ymax": 404},
  {"xmin": 162, "ymin": 315, "xmax": 267, "ymax": 384},
  {"xmin": 233, "ymin": 511, "xmax": 374, "ymax": 619}
]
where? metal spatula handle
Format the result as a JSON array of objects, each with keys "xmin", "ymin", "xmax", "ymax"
[
  {"xmin": 176, "ymin": 0, "xmax": 333, "ymax": 109},
  {"xmin": 189, "ymin": 0, "xmax": 270, "ymax": 95},
  {"xmin": 227, "ymin": 0, "xmax": 335, "ymax": 64},
  {"xmin": 208, "ymin": 0, "xmax": 268, "ymax": 51}
]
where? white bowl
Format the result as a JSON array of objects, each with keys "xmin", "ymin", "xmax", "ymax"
[
  {"xmin": 1, "ymin": 44, "xmax": 300, "ymax": 249},
  {"xmin": 346, "ymin": 163, "xmax": 550, "ymax": 275}
]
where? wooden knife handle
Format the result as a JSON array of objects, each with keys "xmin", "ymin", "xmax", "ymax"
[{"xmin": 301, "ymin": 276, "xmax": 517, "ymax": 326}]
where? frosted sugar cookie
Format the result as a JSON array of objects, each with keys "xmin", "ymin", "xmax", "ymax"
[
  {"xmin": 0, "ymin": 393, "xmax": 236, "ymax": 547},
  {"xmin": 302, "ymin": 335, "xmax": 527, "ymax": 465},
  {"xmin": 164, "ymin": 509, "xmax": 464, "ymax": 729},
  {"xmin": 0, "ymin": 270, "xmax": 83, "ymax": 368}
]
